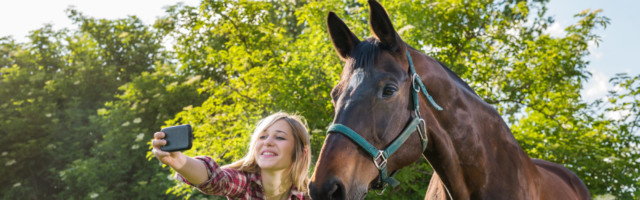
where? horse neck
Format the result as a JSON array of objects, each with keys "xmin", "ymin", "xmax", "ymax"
[{"xmin": 421, "ymin": 72, "xmax": 538, "ymax": 198}]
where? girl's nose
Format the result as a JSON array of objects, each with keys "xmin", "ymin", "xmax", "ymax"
[{"xmin": 265, "ymin": 136, "xmax": 275, "ymax": 146}]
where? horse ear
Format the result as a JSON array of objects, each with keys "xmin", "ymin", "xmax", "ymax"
[
  {"xmin": 327, "ymin": 12, "xmax": 360, "ymax": 60},
  {"xmin": 368, "ymin": 0, "xmax": 403, "ymax": 52}
]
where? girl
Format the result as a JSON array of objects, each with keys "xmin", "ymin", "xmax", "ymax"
[{"xmin": 152, "ymin": 112, "xmax": 311, "ymax": 200}]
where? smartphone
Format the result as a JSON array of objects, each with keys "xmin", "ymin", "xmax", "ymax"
[{"xmin": 160, "ymin": 124, "xmax": 193, "ymax": 152}]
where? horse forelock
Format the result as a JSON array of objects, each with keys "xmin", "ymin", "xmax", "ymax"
[{"xmin": 335, "ymin": 38, "xmax": 381, "ymax": 95}]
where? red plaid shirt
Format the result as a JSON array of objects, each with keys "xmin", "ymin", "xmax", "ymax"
[{"xmin": 176, "ymin": 156, "xmax": 309, "ymax": 200}]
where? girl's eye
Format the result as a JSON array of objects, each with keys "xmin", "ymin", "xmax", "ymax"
[
  {"xmin": 382, "ymin": 85, "xmax": 397, "ymax": 97},
  {"xmin": 259, "ymin": 135, "xmax": 267, "ymax": 139},
  {"xmin": 276, "ymin": 137, "xmax": 286, "ymax": 140}
]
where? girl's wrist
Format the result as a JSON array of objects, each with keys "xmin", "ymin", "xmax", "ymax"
[{"xmin": 169, "ymin": 152, "xmax": 189, "ymax": 170}]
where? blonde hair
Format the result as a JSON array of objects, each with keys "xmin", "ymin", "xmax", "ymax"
[{"xmin": 224, "ymin": 112, "xmax": 312, "ymax": 192}]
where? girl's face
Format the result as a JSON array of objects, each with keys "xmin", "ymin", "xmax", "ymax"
[{"xmin": 255, "ymin": 119, "xmax": 296, "ymax": 171}]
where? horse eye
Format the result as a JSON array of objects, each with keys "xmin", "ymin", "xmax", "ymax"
[{"xmin": 382, "ymin": 85, "xmax": 397, "ymax": 97}]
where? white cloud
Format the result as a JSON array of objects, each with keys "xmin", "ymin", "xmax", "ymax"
[
  {"xmin": 582, "ymin": 70, "xmax": 635, "ymax": 121},
  {"xmin": 588, "ymin": 40, "xmax": 604, "ymax": 59},
  {"xmin": 604, "ymin": 80, "xmax": 632, "ymax": 121},
  {"xmin": 605, "ymin": 106, "xmax": 630, "ymax": 121},
  {"xmin": 545, "ymin": 22, "xmax": 565, "ymax": 37},
  {"xmin": 582, "ymin": 70, "xmax": 611, "ymax": 101}
]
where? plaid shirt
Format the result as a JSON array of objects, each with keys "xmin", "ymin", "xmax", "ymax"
[{"xmin": 176, "ymin": 156, "xmax": 309, "ymax": 200}]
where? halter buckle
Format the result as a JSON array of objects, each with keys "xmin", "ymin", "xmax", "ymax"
[
  {"xmin": 374, "ymin": 150, "xmax": 387, "ymax": 170},
  {"xmin": 418, "ymin": 118, "xmax": 428, "ymax": 142},
  {"xmin": 412, "ymin": 74, "xmax": 421, "ymax": 93}
]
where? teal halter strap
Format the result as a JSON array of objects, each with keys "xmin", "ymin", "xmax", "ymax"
[
  {"xmin": 407, "ymin": 51, "xmax": 443, "ymax": 111},
  {"xmin": 327, "ymin": 118, "xmax": 421, "ymax": 189},
  {"xmin": 327, "ymin": 50, "xmax": 443, "ymax": 193},
  {"xmin": 327, "ymin": 117, "xmax": 423, "ymax": 165}
]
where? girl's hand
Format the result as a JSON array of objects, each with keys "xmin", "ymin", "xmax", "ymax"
[
  {"xmin": 151, "ymin": 132, "xmax": 187, "ymax": 168},
  {"xmin": 151, "ymin": 131, "xmax": 209, "ymax": 185}
]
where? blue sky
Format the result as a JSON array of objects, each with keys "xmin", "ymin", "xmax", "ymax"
[
  {"xmin": 1, "ymin": 0, "xmax": 637, "ymax": 101},
  {"xmin": 0, "ymin": 0, "xmax": 199, "ymax": 42},
  {"xmin": 546, "ymin": 0, "xmax": 640, "ymax": 101}
]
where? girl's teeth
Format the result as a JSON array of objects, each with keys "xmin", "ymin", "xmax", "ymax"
[{"xmin": 263, "ymin": 152, "xmax": 276, "ymax": 156}]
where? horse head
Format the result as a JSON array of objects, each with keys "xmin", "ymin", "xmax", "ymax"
[{"xmin": 309, "ymin": 1, "xmax": 458, "ymax": 199}]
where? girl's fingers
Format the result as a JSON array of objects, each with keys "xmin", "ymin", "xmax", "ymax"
[
  {"xmin": 151, "ymin": 132, "xmax": 170, "ymax": 160},
  {"xmin": 154, "ymin": 132, "xmax": 165, "ymax": 139},
  {"xmin": 152, "ymin": 139, "xmax": 167, "ymax": 147},
  {"xmin": 152, "ymin": 148, "xmax": 169, "ymax": 157}
]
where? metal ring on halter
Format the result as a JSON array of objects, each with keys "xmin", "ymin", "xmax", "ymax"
[
  {"xmin": 373, "ymin": 150, "xmax": 387, "ymax": 170},
  {"xmin": 418, "ymin": 118, "xmax": 428, "ymax": 141},
  {"xmin": 375, "ymin": 185, "xmax": 388, "ymax": 195},
  {"xmin": 412, "ymin": 74, "xmax": 421, "ymax": 93}
]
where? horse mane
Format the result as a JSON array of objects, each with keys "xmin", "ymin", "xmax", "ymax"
[
  {"xmin": 407, "ymin": 45, "xmax": 478, "ymax": 97},
  {"xmin": 435, "ymin": 60, "xmax": 479, "ymax": 97}
]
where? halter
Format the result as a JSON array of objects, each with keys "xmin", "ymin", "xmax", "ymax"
[{"xmin": 327, "ymin": 50, "xmax": 443, "ymax": 194}]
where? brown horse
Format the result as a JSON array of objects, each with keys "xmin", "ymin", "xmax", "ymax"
[{"xmin": 308, "ymin": 1, "xmax": 591, "ymax": 199}]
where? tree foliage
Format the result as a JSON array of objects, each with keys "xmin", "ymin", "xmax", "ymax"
[
  {"xmin": 0, "ymin": 0, "xmax": 638, "ymax": 199},
  {"xmin": 0, "ymin": 8, "xmax": 171, "ymax": 199}
]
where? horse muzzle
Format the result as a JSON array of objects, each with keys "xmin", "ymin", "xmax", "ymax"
[{"xmin": 309, "ymin": 177, "xmax": 346, "ymax": 200}]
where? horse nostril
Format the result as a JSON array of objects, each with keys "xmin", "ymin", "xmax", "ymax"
[
  {"xmin": 329, "ymin": 179, "xmax": 346, "ymax": 200},
  {"xmin": 310, "ymin": 178, "xmax": 346, "ymax": 200}
]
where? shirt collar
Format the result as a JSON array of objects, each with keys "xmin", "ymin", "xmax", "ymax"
[{"xmin": 250, "ymin": 172, "xmax": 306, "ymax": 199}]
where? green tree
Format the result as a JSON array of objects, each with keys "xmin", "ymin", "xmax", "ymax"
[
  {"xmin": 0, "ymin": 8, "xmax": 166, "ymax": 198},
  {"xmin": 56, "ymin": 65, "xmax": 206, "ymax": 199},
  {"xmin": 52, "ymin": 8, "xmax": 210, "ymax": 199}
]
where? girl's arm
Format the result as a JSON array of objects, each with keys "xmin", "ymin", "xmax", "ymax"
[
  {"xmin": 152, "ymin": 132, "xmax": 208, "ymax": 185},
  {"xmin": 175, "ymin": 156, "xmax": 249, "ymax": 197},
  {"xmin": 152, "ymin": 131, "xmax": 248, "ymax": 197}
]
